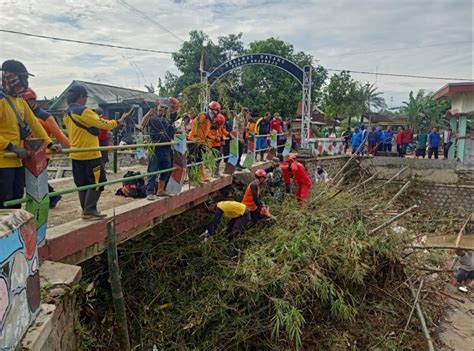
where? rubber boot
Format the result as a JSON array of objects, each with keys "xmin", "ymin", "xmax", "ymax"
[
  {"xmin": 78, "ymin": 191, "xmax": 87, "ymax": 211},
  {"xmin": 156, "ymin": 180, "xmax": 168, "ymax": 196},
  {"xmin": 199, "ymin": 165, "xmax": 209, "ymax": 183},
  {"xmin": 82, "ymin": 189, "xmax": 107, "ymax": 220}
]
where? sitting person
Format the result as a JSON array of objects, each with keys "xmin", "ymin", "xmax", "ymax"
[
  {"xmin": 200, "ymin": 200, "xmax": 250, "ymax": 240},
  {"xmin": 314, "ymin": 163, "xmax": 329, "ymax": 183},
  {"xmin": 451, "ymin": 249, "xmax": 474, "ymax": 291},
  {"xmin": 241, "ymin": 169, "xmax": 267, "ymax": 224}
]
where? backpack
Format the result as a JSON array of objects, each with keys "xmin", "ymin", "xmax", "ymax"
[{"xmin": 115, "ymin": 171, "xmax": 147, "ymax": 198}]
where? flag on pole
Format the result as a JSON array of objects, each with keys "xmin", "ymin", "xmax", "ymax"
[{"xmin": 199, "ymin": 53, "xmax": 205, "ymax": 72}]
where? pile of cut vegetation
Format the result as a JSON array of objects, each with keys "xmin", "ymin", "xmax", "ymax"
[{"xmin": 79, "ymin": 182, "xmax": 448, "ymax": 350}]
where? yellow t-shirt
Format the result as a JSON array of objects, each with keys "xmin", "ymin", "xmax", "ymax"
[
  {"xmin": 64, "ymin": 104, "xmax": 117, "ymax": 160},
  {"xmin": 217, "ymin": 201, "xmax": 247, "ymax": 218},
  {"xmin": 0, "ymin": 95, "xmax": 52, "ymax": 168}
]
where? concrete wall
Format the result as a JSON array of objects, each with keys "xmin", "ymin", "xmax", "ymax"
[
  {"xmin": 0, "ymin": 210, "xmax": 41, "ymax": 350},
  {"xmin": 298, "ymin": 155, "xmax": 349, "ymax": 182},
  {"xmin": 21, "ymin": 261, "xmax": 82, "ymax": 351}
]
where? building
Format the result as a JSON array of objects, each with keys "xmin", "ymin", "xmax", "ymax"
[
  {"xmin": 361, "ymin": 113, "xmax": 408, "ymax": 130},
  {"xmin": 48, "ymin": 80, "xmax": 160, "ymax": 127},
  {"xmin": 433, "ymin": 82, "xmax": 474, "ymax": 164}
]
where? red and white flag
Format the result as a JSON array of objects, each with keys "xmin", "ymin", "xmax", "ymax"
[{"xmin": 199, "ymin": 53, "xmax": 205, "ymax": 72}]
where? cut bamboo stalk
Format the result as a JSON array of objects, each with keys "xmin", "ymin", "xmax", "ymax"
[
  {"xmin": 386, "ymin": 181, "xmax": 411, "ymax": 207},
  {"xmin": 408, "ymin": 245, "xmax": 474, "ymax": 250},
  {"xmin": 403, "ymin": 279, "xmax": 424, "ymax": 333},
  {"xmin": 435, "ymin": 290, "xmax": 465, "ymax": 304},
  {"xmin": 383, "ymin": 166, "xmax": 408, "ymax": 185},
  {"xmin": 408, "ymin": 281, "xmax": 435, "ymax": 351},
  {"xmin": 369, "ymin": 205, "xmax": 417, "ymax": 235},
  {"xmin": 107, "ymin": 213, "xmax": 131, "ymax": 351},
  {"xmin": 348, "ymin": 172, "xmax": 377, "ymax": 193},
  {"xmin": 332, "ymin": 153, "xmax": 358, "ymax": 182}
]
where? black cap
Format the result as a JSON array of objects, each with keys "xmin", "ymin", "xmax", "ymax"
[
  {"xmin": 68, "ymin": 84, "xmax": 88, "ymax": 96},
  {"xmin": 1, "ymin": 59, "xmax": 34, "ymax": 76}
]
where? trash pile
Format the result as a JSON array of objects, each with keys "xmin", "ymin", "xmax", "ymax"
[{"xmin": 79, "ymin": 178, "xmax": 449, "ymax": 350}]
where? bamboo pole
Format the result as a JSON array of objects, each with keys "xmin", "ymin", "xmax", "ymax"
[
  {"xmin": 386, "ymin": 181, "xmax": 411, "ymax": 207},
  {"xmin": 332, "ymin": 153, "xmax": 358, "ymax": 182},
  {"xmin": 408, "ymin": 281, "xmax": 435, "ymax": 351},
  {"xmin": 369, "ymin": 205, "xmax": 417, "ymax": 235},
  {"xmin": 407, "ymin": 245, "xmax": 474, "ymax": 250},
  {"xmin": 107, "ymin": 214, "xmax": 131, "ymax": 351},
  {"xmin": 348, "ymin": 172, "xmax": 377, "ymax": 193},
  {"xmin": 403, "ymin": 279, "xmax": 423, "ymax": 333}
]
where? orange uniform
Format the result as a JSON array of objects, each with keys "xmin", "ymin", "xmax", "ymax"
[
  {"xmin": 245, "ymin": 121, "xmax": 255, "ymax": 139},
  {"xmin": 188, "ymin": 112, "xmax": 211, "ymax": 142},
  {"xmin": 241, "ymin": 180, "xmax": 262, "ymax": 211}
]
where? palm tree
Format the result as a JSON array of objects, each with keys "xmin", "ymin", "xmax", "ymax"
[
  {"xmin": 358, "ymin": 83, "xmax": 387, "ymax": 123},
  {"xmin": 402, "ymin": 90, "xmax": 450, "ymax": 132}
]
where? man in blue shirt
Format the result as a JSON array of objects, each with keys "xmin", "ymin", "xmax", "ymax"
[
  {"xmin": 375, "ymin": 126, "xmax": 384, "ymax": 152},
  {"xmin": 427, "ymin": 127, "xmax": 441, "ymax": 159},
  {"xmin": 351, "ymin": 127, "xmax": 363, "ymax": 154},
  {"xmin": 383, "ymin": 127, "xmax": 394, "ymax": 152}
]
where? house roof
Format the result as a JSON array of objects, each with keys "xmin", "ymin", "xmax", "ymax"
[
  {"xmin": 433, "ymin": 82, "xmax": 474, "ymax": 100},
  {"xmin": 49, "ymin": 80, "xmax": 160, "ymax": 110},
  {"xmin": 363, "ymin": 113, "xmax": 407, "ymax": 124}
]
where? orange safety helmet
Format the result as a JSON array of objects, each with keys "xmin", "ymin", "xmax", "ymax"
[
  {"xmin": 22, "ymin": 87, "xmax": 37, "ymax": 101},
  {"xmin": 215, "ymin": 113, "xmax": 225, "ymax": 125},
  {"xmin": 255, "ymin": 169, "xmax": 267, "ymax": 178},
  {"xmin": 208, "ymin": 101, "xmax": 221, "ymax": 111}
]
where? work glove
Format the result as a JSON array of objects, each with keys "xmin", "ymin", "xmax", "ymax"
[{"xmin": 7, "ymin": 144, "xmax": 30, "ymax": 160}]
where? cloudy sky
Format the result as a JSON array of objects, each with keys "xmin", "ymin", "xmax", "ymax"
[{"xmin": 0, "ymin": 0, "xmax": 472, "ymax": 109}]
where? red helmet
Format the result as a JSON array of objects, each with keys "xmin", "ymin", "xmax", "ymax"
[
  {"xmin": 208, "ymin": 101, "xmax": 221, "ymax": 111},
  {"xmin": 255, "ymin": 169, "xmax": 267, "ymax": 178},
  {"xmin": 168, "ymin": 97, "xmax": 180, "ymax": 112},
  {"xmin": 215, "ymin": 114, "xmax": 225, "ymax": 125},
  {"xmin": 22, "ymin": 87, "xmax": 37, "ymax": 101}
]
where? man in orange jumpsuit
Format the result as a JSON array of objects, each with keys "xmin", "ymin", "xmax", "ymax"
[
  {"xmin": 188, "ymin": 101, "xmax": 220, "ymax": 182},
  {"xmin": 22, "ymin": 87, "xmax": 71, "ymax": 208},
  {"xmin": 288, "ymin": 153, "xmax": 312, "ymax": 203}
]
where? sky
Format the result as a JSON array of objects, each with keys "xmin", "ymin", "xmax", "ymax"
[{"xmin": 0, "ymin": 0, "xmax": 472, "ymax": 110}]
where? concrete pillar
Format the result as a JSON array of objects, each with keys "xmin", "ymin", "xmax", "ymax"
[
  {"xmin": 458, "ymin": 115, "xmax": 467, "ymax": 163},
  {"xmin": 23, "ymin": 139, "xmax": 50, "ymax": 246},
  {"xmin": 449, "ymin": 118, "xmax": 457, "ymax": 160},
  {"xmin": 0, "ymin": 210, "xmax": 41, "ymax": 349}
]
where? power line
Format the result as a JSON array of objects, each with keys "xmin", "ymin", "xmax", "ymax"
[
  {"xmin": 116, "ymin": 0, "xmax": 185, "ymax": 43},
  {"xmin": 0, "ymin": 29, "xmax": 175, "ymax": 54},
  {"xmin": 326, "ymin": 68, "xmax": 472, "ymax": 81},
  {"xmin": 323, "ymin": 40, "xmax": 472, "ymax": 57},
  {"xmin": 1, "ymin": 28, "xmax": 470, "ymax": 82}
]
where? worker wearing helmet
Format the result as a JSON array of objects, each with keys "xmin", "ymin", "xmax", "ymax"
[
  {"xmin": 200, "ymin": 200, "xmax": 251, "ymax": 241},
  {"xmin": 267, "ymin": 157, "xmax": 286, "ymax": 202},
  {"xmin": 241, "ymin": 169, "xmax": 267, "ymax": 224},
  {"xmin": 0, "ymin": 60, "xmax": 61, "ymax": 209},
  {"xmin": 188, "ymin": 100, "xmax": 221, "ymax": 182},
  {"xmin": 208, "ymin": 113, "xmax": 228, "ymax": 177},
  {"xmin": 22, "ymin": 87, "xmax": 71, "ymax": 208},
  {"xmin": 287, "ymin": 154, "xmax": 312, "ymax": 203}
]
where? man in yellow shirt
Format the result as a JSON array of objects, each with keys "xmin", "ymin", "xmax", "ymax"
[
  {"xmin": 200, "ymin": 200, "xmax": 250, "ymax": 240},
  {"xmin": 64, "ymin": 84, "xmax": 128, "ymax": 219},
  {"xmin": 0, "ymin": 59, "xmax": 60, "ymax": 209}
]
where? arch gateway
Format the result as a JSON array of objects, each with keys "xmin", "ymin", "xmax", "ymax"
[{"xmin": 201, "ymin": 53, "xmax": 313, "ymax": 149}]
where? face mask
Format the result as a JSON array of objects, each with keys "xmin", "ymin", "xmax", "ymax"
[{"xmin": 2, "ymin": 71, "xmax": 28, "ymax": 96}]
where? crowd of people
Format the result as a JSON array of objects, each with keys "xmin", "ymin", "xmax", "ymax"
[{"xmin": 342, "ymin": 124, "xmax": 454, "ymax": 159}]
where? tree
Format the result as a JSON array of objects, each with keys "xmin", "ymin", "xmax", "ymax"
[{"xmin": 402, "ymin": 90, "xmax": 450, "ymax": 132}]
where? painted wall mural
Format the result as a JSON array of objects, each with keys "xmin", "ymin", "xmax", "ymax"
[
  {"xmin": 0, "ymin": 210, "xmax": 41, "ymax": 350},
  {"xmin": 309, "ymin": 138, "xmax": 345, "ymax": 157}
]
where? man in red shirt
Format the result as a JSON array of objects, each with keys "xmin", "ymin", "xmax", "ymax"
[
  {"xmin": 288, "ymin": 153, "xmax": 312, "ymax": 203},
  {"xmin": 400, "ymin": 126, "xmax": 413, "ymax": 157},
  {"xmin": 95, "ymin": 107, "xmax": 110, "ymax": 166}
]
